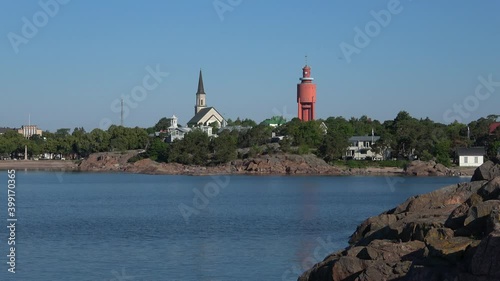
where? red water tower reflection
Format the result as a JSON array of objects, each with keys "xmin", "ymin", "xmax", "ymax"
[{"xmin": 297, "ymin": 65, "xmax": 316, "ymax": 121}]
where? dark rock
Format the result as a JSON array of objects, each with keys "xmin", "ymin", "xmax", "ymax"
[
  {"xmin": 299, "ymin": 167, "xmax": 500, "ymax": 280},
  {"xmin": 478, "ymin": 177, "xmax": 500, "ymax": 200},
  {"xmin": 469, "ymin": 229, "xmax": 500, "ymax": 278},
  {"xmin": 471, "ymin": 160, "xmax": 500, "ymax": 182},
  {"xmin": 426, "ymin": 236, "xmax": 476, "ymax": 262}
]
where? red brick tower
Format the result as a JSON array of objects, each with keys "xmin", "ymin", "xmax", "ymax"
[{"xmin": 297, "ymin": 64, "xmax": 317, "ymax": 121}]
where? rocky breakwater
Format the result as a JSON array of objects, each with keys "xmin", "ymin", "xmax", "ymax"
[
  {"xmin": 404, "ymin": 160, "xmax": 474, "ymax": 176},
  {"xmin": 230, "ymin": 154, "xmax": 342, "ymax": 175},
  {"xmin": 299, "ymin": 157, "xmax": 500, "ymax": 281},
  {"xmin": 78, "ymin": 152, "xmax": 343, "ymax": 175}
]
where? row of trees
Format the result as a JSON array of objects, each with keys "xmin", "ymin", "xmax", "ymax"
[
  {"xmin": 0, "ymin": 125, "xmax": 149, "ymax": 159},
  {"xmin": 1, "ymin": 112, "xmax": 498, "ymax": 166},
  {"xmin": 146, "ymin": 112, "xmax": 500, "ymax": 166}
]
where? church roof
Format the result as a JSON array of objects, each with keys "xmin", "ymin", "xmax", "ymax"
[
  {"xmin": 187, "ymin": 107, "xmax": 224, "ymax": 126},
  {"xmin": 196, "ymin": 70, "xmax": 206, "ymax": 96}
]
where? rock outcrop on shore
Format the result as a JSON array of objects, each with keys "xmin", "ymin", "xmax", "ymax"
[
  {"xmin": 299, "ymin": 158, "xmax": 500, "ymax": 281},
  {"xmin": 77, "ymin": 151, "xmax": 344, "ymax": 175},
  {"xmin": 404, "ymin": 160, "xmax": 472, "ymax": 176}
]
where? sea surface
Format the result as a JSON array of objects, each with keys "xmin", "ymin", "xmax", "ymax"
[{"xmin": 0, "ymin": 172, "xmax": 469, "ymax": 281}]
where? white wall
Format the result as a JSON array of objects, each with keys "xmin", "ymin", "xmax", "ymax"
[{"xmin": 459, "ymin": 155, "xmax": 484, "ymax": 167}]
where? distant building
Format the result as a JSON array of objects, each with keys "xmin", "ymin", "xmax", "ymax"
[
  {"xmin": 219, "ymin": 125, "xmax": 252, "ymax": 134},
  {"xmin": 297, "ymin": 64, "xmax": 317, "ymax": 121},
  {"xmin": 319, "ymin": 122, "xmax": 328, "ymax": 135},
  {"xmin": 187, "ymin": 70, "xmax": 226, "ymax": 128},
  {"xmin": 345, "ymin": 136, "xmax": 383, "ymax": 160},
  {"xmin": 18, "ymin": 125, "xmax": 42, "ymax": 138},
  {"xmin": 0, "ymin": 127, "xmax": 14, "ymax": 135},
  {"xmin": 490, "ymin": 122, "xmax": 500, "ymax": 135},
  {"xmin": 456, "ymin": 147, "xmax": 485, "ymax": 167},
  {"xmin": 160, "ymin": 115, "xmax": 214, "ymax": 143},
  {"xmin": 262, "ymin": 116, "xmax": 287, "ymax": 127}
]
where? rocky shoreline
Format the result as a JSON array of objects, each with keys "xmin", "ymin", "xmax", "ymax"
[
  {"xmin": 0, "ymin": 151, "xmax": 476, "ymax": 176},
  {"xmin": 298, "ymin": 158, "xmax": 500, "ymax": 280}
]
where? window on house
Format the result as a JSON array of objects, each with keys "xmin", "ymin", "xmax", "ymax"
[
  {"xmin": 474, "ymin": 156, "xmax": 478, "ymax": 163},
  {"xmin": 201, "ymin": 99, "xmax": 204, "ymax": 106},
  {"xmin": 464, "ymin": 156, "xmax": 468, "ymax": 163}
]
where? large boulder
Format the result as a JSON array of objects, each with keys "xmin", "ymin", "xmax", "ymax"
[
  {"xmin": 469, "ymin": 229, "xmax": 500, "ymax": 278},
  {"xmin": 472, "ymin": 160, "xmax": 500, "ymax": 181},
  {"xmin": 405, "ymin": 160, "xmax": 452, "ymax": 176},
  {"xmin": 299, "ymin": 171, "xmax": 500, "ymax": 280}
]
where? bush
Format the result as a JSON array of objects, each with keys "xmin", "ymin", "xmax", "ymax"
[
  {"xmin": 297, "ymin": 144, "xmax": 310, "ymax": 155},
  {"xmin": 127, "ymin": 154, "xmax": 144, "ymax": 163}
]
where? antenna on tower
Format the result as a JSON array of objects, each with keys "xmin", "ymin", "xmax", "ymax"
[
  {"xmin": 120, "ymin": 99, "xmax": 124, "ymax": 127},
  {"xmin": 305, "ymin": 55, "xmax": 308, "ymax": 66}
]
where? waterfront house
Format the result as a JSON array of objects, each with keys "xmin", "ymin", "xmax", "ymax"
[
  {"xmin": 456, "ymin": 147, "xmax": 485, "ymax": 167},
  {"xmin": 345, "ymin": 135, "xmax": 383, "ymax": 160}
]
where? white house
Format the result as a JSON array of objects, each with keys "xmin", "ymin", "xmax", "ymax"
[
  {"xmin": 162, "ymin": 115, "xmax": 214, "ymax": 143},
  {"xmin": 456, "ymin": 147, "xmax": 485, "ymax": 167},
  {"xmin": 345, "ymin": 136, "xmax": 383, "ymax": 160}
]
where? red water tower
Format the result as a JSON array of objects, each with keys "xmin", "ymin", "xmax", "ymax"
[{"xmin": 297, "ymin": 64, "xmax": 317, "ymax": 121}]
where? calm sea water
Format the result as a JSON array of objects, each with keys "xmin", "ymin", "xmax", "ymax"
[{"xmin": 0, "ymin": 172, "xmax": 468, "ymax": 281}]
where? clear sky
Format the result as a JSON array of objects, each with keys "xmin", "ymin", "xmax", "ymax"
[{"xmin": 1, "ymin": 0, "xmax": 499, "ymax": 131}]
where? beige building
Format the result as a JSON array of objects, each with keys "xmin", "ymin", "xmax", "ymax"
[{"xmin": 18, "ymin": 125, "xmax": 43, "ymax": 138}]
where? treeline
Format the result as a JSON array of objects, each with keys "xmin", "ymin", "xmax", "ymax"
[
  {"xmin": 1, "ymin": 112, "xmax": 499, "ymax": 166},
  {"xmin": 0, "ymin": 125, "xmax": 148, "ymax": 159},
  {"xmin": 145, "ymin": 111, "xmax": 500, "ymax": 166}
]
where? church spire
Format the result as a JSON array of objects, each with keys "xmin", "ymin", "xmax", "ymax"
[{"xmin": 197, "ymin": 69, "xmax": 205, "ymax": 95}]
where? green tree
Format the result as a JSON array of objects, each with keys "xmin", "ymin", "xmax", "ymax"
[
  {"xmin": 147, "ymin": 138, "xmax": 169, "ymax": 162},
  {"xmin": 169, "ymin": 129, "xmax": 210, "ymax": 165},
  {"xmin": 211, "ymin": 131, "xmax": 237, "ymax": 164},
  {"xmin": 317, "ymin": 130, "xmax": 349, "ymax": 162},
  {"xmin": 154, "ymin": 117, "xmax": 173, "ymax": 131}
]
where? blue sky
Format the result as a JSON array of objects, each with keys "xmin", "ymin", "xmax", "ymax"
[{"xmin": 1, "ymin": 0, "xmax": 499, "ymax": 131}]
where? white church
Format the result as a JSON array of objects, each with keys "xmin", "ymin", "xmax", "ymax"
[
  {"xmin": 160, "ymin": 70, "xmax": 226, "ymax": 143},
  {"xmin": 187, "ymin": 70, "xmax": 226, "ymax": 128}
]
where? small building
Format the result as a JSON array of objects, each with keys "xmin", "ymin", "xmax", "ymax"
[
  {"xmin": 18, "ymin": 125, "xmax": 43, "ymax": 138},
  {"xmin": 219, "ymin": 125, "xmax": 252, "ymax": 134},
  {"xmin": 162, "ymin": 115, "xmax": 214, "ymax": 143},
  {"xmin": 345, "ymin": 136, "xmax": 383, "ymax": 160},
  {"xmin": 490, "ymin": 122, "xmax": 500, "ymax": 135},
  {"xmin": 456, "ymin": 147, "xmax": 485, "ymax": 167},
  {"xmin": 262, "ymin": 116, "xmax": 287, "ymax": 127},
  {"xmin": 0, "ymin": 127, "xmax": 14, "ymax": 135}
]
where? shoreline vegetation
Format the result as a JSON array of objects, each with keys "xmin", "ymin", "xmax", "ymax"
[
  {"xmin": 0, "ymin": 150, "xmax": 476, "ymax": 176},
  {"xmin": 1, "ymin": 112, "xmax": 498, "ymax": 175}
]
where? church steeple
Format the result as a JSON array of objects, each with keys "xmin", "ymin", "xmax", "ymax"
[
  {"xmin": 195, "ymin": 69, "xmax": 207, "ymax": 114},
  {"xmin": 197, "ymin": 69, "xmax": 205, "ymax": 95}
]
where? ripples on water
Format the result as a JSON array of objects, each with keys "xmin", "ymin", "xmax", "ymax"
[{"xmin": 0, "ymin": 172, "xmax": 468, "ymax": 281}]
